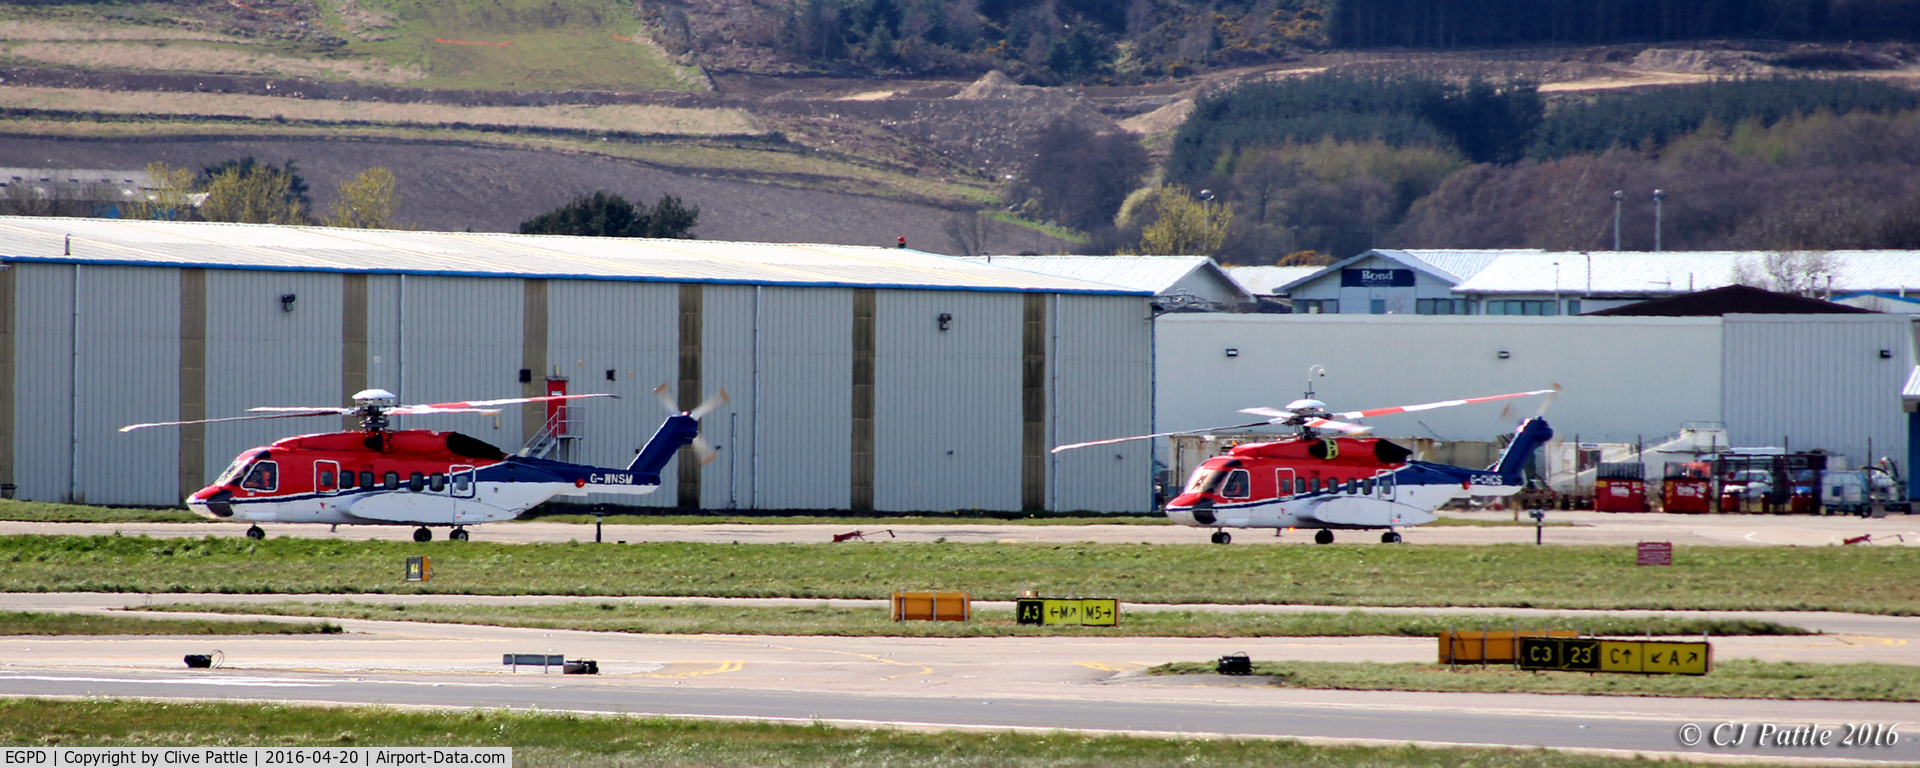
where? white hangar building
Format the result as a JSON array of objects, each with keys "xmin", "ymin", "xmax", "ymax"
[
  {"xmin": 0, "ymin": 216, "xmax": 1153, "ymax": 513},
  {"xmin": 1154, "ymin": 311, "xmax": 1915, "ymax": 496},
  {"xmin": 1278, "ymin": 249, "xmax": 1920, "ymax": 316}
]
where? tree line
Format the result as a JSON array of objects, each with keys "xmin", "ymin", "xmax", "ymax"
[
  {"xmin": 1328, "ymin": 0, "xmax": 1920, "ymax": 48},
  {"xmin": 0, "ymin": 158, "xmax": 402, "ymax": 229},
  {"xmin": 1015, "ymin": 73, "xmax": 1920, "ymax": 262}
]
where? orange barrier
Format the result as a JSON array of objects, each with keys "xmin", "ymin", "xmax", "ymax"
[
  {"xmin": 1439, "ymin": 629, "xmax": 1578, "ymax": 664},
  {"xmin": 890, "ymin": 591, "xmax": 970, "ymax": 622}
]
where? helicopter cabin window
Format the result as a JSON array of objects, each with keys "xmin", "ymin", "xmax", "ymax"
[
  {"xmin": 1379, "ymin": 475, "xmax": 1394, "ymax": 494},
  {"xmin": 359, "ymin": 471, "xmax": 375, "ymax": 490},
  {"xmin": 1220, "ymin": 469, "xmax": 1251, "ymax": 499},
  {"xmin": 408, "ymin": 472, "xmax": 426, "ymax": 492},
  {"xmin": 451, "ymin": 471, "xmax": 473, "ymax": 495},
  {"xmin": 1361, "ymin": 478, "xmax": 1374, "ymax": 495},
  {"xmin": 1278, "ymin": 477, "xmax": 1293, "ymax": 495},
  {"xmin": 1309, "ymin": 477, "xmax": 1321, "ymax": 493},
  {"xmin": 316, "ymin": 465, "xmax": 337, "ymax": 493},
  {"xmin": 1345, "ymin": 479, "xmax": 1358, "ymax": 495},
  {"xmin": 383, "ymin": 471, "xmax": 400, "ymax": 491},
  {"xmin": 430, "ymin": 473, "xmax": 447, "ymax": 492},
  {"xmin": 240, "ymin": 461, "xmax": 279, "ymax": 492},
  {"xmin": 339, "ymin": 470, "xmax": 356, "ymax": 489}
]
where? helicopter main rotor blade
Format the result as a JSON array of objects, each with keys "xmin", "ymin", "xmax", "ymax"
[
  {"xmin": 1331, "ymin": 389, "xmax": 1558, "ymax": 421},
  {"xmin": 1304, "ymin": 417, "xmax": 1373, "ymax": 434},
  {"xmin": 119, "ymin": 409, "xmax": 348, "ymax": 433},
  {"xmin": 1052, "ymin": 421, "xmax": 1273, "ymax": 454},
  {"xmin": 1237, "ymin": 407, "xmax": 1294, "ymax": 421},
  {"xmin": 397, "ymin": 393, "xmax": 616, "ymax": 412}
]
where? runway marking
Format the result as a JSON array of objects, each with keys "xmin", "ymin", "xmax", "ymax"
[
  {"xmin": 639, "ymin": 660, "xmax": 743, "ymax": 678},
  {"xmin": 718, "ymin": 638, "xmax": 933, "ymax": 680},
  {"xmin": 1075, "ymin": 661, "xmax": 1143, "ymax": 672}
]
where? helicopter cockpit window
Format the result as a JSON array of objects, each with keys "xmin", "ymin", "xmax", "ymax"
[
  {"xmin": 1185, "ymin": 468, "xmax": 1226, "ymax": 496},
  {"xmin": 240, "ymin": 461, "xmax": 279, "ymax": 492},
  {"xmin": 1220, "ymin": 469, "xmax": 1251, "ymax": 499},
  {"xmin": 216, "ymin": 453, "xmax": 263, "ymax": 487}
]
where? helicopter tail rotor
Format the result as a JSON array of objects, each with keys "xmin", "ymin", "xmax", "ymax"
[{"xmin": 644, "ymin": 384, "xmax": 731, "ymax": 467}]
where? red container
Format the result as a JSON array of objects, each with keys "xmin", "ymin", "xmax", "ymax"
[
  {"xmin": 1595, "ymin": 479, "xmax": 1650, "ymax": 512},
  {"xmin": 1663, "ymin": 479, "xmax": 1713, "ymax": 513}
]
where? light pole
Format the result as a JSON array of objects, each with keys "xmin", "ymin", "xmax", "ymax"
[
  {"xmin": 1652, "ymin": 189, "xmax": 1667, "ymax": 252},
  {"xmin": 1611, "ymin": 191, "xmax": 1624, "ymax": 250}
]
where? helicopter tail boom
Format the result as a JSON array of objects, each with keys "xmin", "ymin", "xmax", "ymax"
[
  {"xmin": 629, "ymin": 414, "xmax": 702, "ymax": 476},
  {"xmin": 1494, "ymin": 417, "xmax": 1555, "ymax": 483}
]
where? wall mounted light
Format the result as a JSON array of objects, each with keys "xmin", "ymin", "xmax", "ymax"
[
  {"xmin": 1881, "ymin": 349, "xmax": 1893, "ymax": 359},
  {"xmin": 937, "ymin": 312, "xmax": 953, "ymax": 331},
  {"xmin": 606, "ymin": 369, "xmax": 617, "ymax": 381},
  {"xmin": 279, "ymin": 293, "xmax": 296, "ymax": 312},
  {"xmin": 1225, "ymin": 348, "xmax": 1239, "ymax": 357},
  {"xmin": 518, "ymin": 368, "xmax": 533, "ymax": 383},
  {"xmin": 1497, "ymin": 350, "xmax": 1511, "ymax": 359}
]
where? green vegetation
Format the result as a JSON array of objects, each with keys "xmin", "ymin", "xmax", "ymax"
[
  {"xmin": 4, "ymin": 535, "xmax": 1914, "ymax": 614},
  {"xmin": 0, "ymin": 610, "xmax": 339, "ymax": 636},
  {"xmin": 1532, "ymin": 76, "xmax": 1920, "ymax": 159},
  {"xmin": 347, "ymin": 0, "xmax": 697, "ymax": 91},
  {"xmin": 1149, "ymin": 659, "xmax": 1920, "ymax": 702},
  {"xmin": 0, "ymin": 499, "xmax": 199, "ymax": 523},
  {"xmin": 0, "ymin": 698, "xmax": 1735, "ymax": 767},
  {"xmin": 139, "ymin": 600, "xmax": 1805, "ymax": 639},
  {"xmin": 1330, "ymin": 0, "xmax": 1920, "ymax": 48},
  {"xmin": 517, "ymin": 191, "xmax": 699, "ymax": 239}
]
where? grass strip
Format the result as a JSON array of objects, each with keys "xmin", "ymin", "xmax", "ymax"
[
  {"xmin": 0, "ymin": 610, "xmax": 339, "ymax": 636},
  {"xmin": 0, "ymin": 500, "xmax": 199, "ymax": 523},
  {"xmin": 4, "ymin": 535, "xmax": 1915, "ymax": 614},
  {"xmin": 0, "ymin": 698, "xmax": 1793, "ymax": 767},
  {"xmin": 1147, "ymin": 659, "xmax": 1920, "ymax": 702},
  {"xmin": 135, "ymin": 601, "xmax": 1808, "ymax": 639}
]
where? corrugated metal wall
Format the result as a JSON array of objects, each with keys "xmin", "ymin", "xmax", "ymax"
[
  {"xmin": 204, "ymin": 271, "xmax": 342, "ymax": 488},
  {"xmin": 13, "ymin": 263, "xmax": 78, "ymax": 502},
  {"xmin": 386, "ymin": 276, "xmax": 525, "ymax": 443},
  {"xmin": 742, "ymin": 286, "xmax": 850, "ymax": 510},
  {"xmin": 1721, "ymin": 315, "xmax": 1912, "ymax": 472},
  {"xmin": 873, "ymin": 289, "xmax": 1024, "ymax": 512},
  {"xmin": 1049, "ymin": 295, "xmax": 1154, "ymax": 512},
  {"xmin": 699, "ymin": 284, "xmax": 758, "ymax": 510}
]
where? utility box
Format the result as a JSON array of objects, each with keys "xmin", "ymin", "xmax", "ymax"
[
  {"xmin": 1661, "ymin": 462, "xmax": 1713, "ymax": 514},
  {"xmin": 890, "ymin": 591, "xmax": 970, "ymax": 622},
  {"xmin": 1594, "ymin": 463, "xmax": 1648, "ymax": 512}
]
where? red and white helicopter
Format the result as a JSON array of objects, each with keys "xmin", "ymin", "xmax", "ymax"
[
  {"xmin": 1055, "ymin": 374, "xmax": 1558, "ymax": 544},
  {"xmin": 121, "ymin": 385, "xmax": 726, "ymax": 542}
]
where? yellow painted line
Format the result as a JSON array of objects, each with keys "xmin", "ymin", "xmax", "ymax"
[
  {"xmin": 1074, "ymin": 661, "xmax": 1142, "ymax": 672},
  {"xmin": 641, "ymin": 659, "xmax": 743, "ymax": 678}
]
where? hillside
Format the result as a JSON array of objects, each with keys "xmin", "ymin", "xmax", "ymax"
[{"xmin": 1, "ymin": 0, "xmax": 1918, "ymax": 257}]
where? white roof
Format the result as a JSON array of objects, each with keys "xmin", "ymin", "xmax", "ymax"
[
  {"xmin": 1225, "ymin": 265, "xmax": 1321, "ymax": 295},
  {"xmin": 1447, "ymin": 250, "xmax": 1920, "ymax": 295},
  {"xmin": 1907, "ymin": 367, "xmax": 1920, "ymax": 400},
  {"xmin": 0, "ymin": 217, "xmax": 1143, "ymax": 295},
  {"xmin": 959, "ymin": 255, "xmax": 1246, "ymax": 297}
]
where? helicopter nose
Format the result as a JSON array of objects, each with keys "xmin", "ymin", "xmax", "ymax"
[{"xmin": 187, "ymin": 488, "xmax": 234, "ymax": 519}]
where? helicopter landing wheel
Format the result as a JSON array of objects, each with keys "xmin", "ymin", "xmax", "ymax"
[
  {"xmin": 1210, "ymin": 530, "xmax": 1231, "ymax": 545},
  {"xmin": 1314, "ymin": 529, "xmax": 1335, "ymax": 545},
  {"xmin": 1381, "ymin": 531, "xmax": 1402, "ymax": 544},
  {"xmin": 450, "ymin": 528, "xmax": 469, "ymax": 542},
  {"xmin": 413, "ymin": 527, "xmax": 432, "ymax": 543},
  {"xmin": 245, "ymin": 525, "xmax": 265, "ymax": 540}
]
